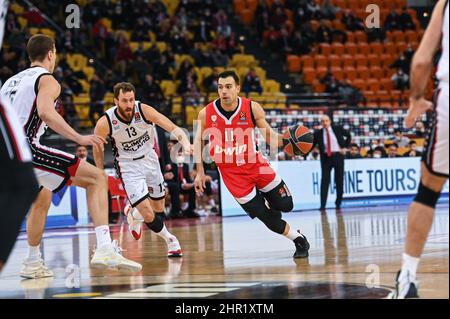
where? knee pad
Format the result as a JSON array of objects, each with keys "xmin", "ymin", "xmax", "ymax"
[
  {"xmin": 414, "ymin": 182, "xmax": 440, "ymax": 208},
  {"xmin": 145, "ymin": 213, "xmax": 164, "ymax": 233},
  {"xmin": 155, "ymin": 211, "xmax": 165, "ymax": 222},
  {"xmin": 240, "ymin": 192, "xmax": 267, "ymax": 219},
  {"xmin": 257, "ymin": 212, "xmax": 287, "ymax": 235},
  {"xmin": 262, "ymin": 181, "xmax": 293, "ymax": 212}
]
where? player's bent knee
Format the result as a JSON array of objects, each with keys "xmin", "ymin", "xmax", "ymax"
[
  {"xmin": 257, "ymin": 213, "xmax": 287, "ymax": 235},
  {"xmin": 264, "ymin": 182, "xmax": 293, "ymax": 212},
  {"xmin": 239, "ymin": 193, "xmax": 267, "ymax": 219},
  {"xmin": 414, "ymin": 182, "xmax": 441, "ymax": 209}
]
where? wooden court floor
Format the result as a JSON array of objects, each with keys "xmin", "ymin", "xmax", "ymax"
[{"xmin": 0, "ymin": 204, "xmax": 448, "ymax": 299}]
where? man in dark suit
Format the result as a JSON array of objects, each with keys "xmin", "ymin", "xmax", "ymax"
[{"xmin": 313, "ymin": 115, "xmax": 351, "ymax": 210}]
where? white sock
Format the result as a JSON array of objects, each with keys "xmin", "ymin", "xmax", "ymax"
[
  {"xmin": 132, "ymin": 208, "xmax": 144, "ymax": 221},
  {"xmin": 155, "ymin": 225, "xmax": 174, "ymax": 243},
  {"xmin": 400, "ymin": 253, "xmax": 420, "ymax": 281},
  {"xmin": 285, "ymin": 227, "xmax": 301, "ymax": 241},
  {"xmin": 27, "ymin": 245, "xmax": 41, "ymax": 262},
  {"xmin": 95, "ymin": 225, "xmax": 112, "ymax": 249}
]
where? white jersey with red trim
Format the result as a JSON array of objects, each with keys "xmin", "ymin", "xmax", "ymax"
[
  {"xmin": 437, "ymin": 0, "xmax": 449, "ymax": 87},
  {"xmin": 0, "ymin": 66, "xmax": 53, "ymax": 145},
  {"xmin": 104, "ymin": 102, "xmax": 157, "ymax": 163}
]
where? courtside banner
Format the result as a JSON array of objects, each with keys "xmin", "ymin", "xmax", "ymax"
[{"xmin": 220, "ymin": 157, "xmax": 449, "ymax": 217}]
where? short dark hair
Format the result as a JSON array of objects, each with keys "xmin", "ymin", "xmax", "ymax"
[
  {"xmin": 409, "ymin": 140, "xmax": 417, "ymax": 145},
  {"xmin": 76, "ymin": 144, "xmax": 87, "ymax": 150},
  {"xmin": 389, "ymin": 143, "xmax": 399, "ymax": 148},
  {"xmin": 394, "ymin": 129, "xmax": 402, "ymax": 134},
  {"xmin": 113, "ymin": 82, "xmax": 136, "ymax": 98},
  {"xmin": 350, "ymin": 143, "xmax": 359, "ymax": 149},
  {"xmin": 218, "ymin": 71, "xmax": 240, "ymax": 85},
  {"xmin": 27, "ymin": 34, "xmax": 55, "ymax": 62}
]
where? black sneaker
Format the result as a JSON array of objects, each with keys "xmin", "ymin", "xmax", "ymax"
[
  {"xmin": 293, "ymin": 233, "xmax": 310, "ymax": 258},
  {"xmin": 388, "ymin": 270, "xmax": 419, "ymax": 299}
]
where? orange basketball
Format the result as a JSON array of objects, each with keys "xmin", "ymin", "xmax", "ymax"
[{"xmin": 282, "ymin": 125, "xmax": 314, "ymax": 156}]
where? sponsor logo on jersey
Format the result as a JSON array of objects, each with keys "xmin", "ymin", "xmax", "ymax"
[
  {"xmin": 112, "ymin": 119, "xmax": 118, "ymax": 125},
  {"xmin": 121, "ymin": 131, "xmax": 151, "ymax": 152},
  {"xmin": 279, "ymin": 187, "xmax": 286, "ymax": 197},
  {"xmin": 135, "ymin": 112, "xmax": 141, "ymax": 122},
  {"xmin": 239, "ymin": 112, "xmax": 246, "ymax": 121},
  {"xmin": 211, "ymin": 115, "xmax": 217, "ymax": 122},
  {"xmin": 214, "ymin": 144, "xmax": 247, "ymax": 156},
  {"xmin": 148, "ymin": 187, "xmax": 154, "ymax": 194}
]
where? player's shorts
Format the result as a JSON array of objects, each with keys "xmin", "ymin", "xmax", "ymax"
[
  {"xmin": 0, "ymin": 99, "xmax": 32, "ymax": 164},
  {"xmin": 217, "ymin": 155, "xmax": 282, "ymax": 204},
  {"xmin": 422, "ymin": 85, "xmax": 449, "ymax": 177},
  {"xmin": 116, "ymin": 156, "xmax": 165, "ymax": 207},
  {"xmin": 30, "ymin": 142, "xmax": 81, "ymax": 192}
]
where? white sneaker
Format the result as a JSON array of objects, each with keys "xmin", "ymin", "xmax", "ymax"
[
  {"xmin": 20, "ymin": 257, "xmax": 54, "ymax": 279},
  {"xmin": 90, "ymin": 240, "xmax": 142, "ymax": 272},
  {"xmin": 124, "ymin": 204, "xmax": 143, "ymax": 240},
  {"xmin": 387, "ymin": 270, "xmax": 419, "ymax": 299},
  {"xmin": 167, "ymin": 236, "xmax": 183, "ymax": 258}
]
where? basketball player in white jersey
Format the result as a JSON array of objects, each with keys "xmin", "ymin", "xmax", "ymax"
[
  {"xmin": 94, "ymin": 82, "xmax": 191, "ymax": 257},
  {"xmin": 0, "ymin": 0, "xmax": 40, "ymax": 272},
  {"xmin": 389, "ymin": 0, "xmax": 449, "ymax": 298},
  {"xmin": 0, "ymin": 34, "xmax": 142, "ymax": 276}
]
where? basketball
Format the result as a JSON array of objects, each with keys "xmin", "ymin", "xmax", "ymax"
[{"xmin": 282, "ymin": 125, "xmax": 314, "ymax": 156}]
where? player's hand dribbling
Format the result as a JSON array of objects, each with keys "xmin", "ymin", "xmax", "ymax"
[
  {"xmin": 405, "ymin": 97, "xmax": 433, "ymax": 128},
  {"xmin": 194, "ymin": 172, "xmax": 207, "ymax": 193},
  {"xmin": 77, "ymin": 135, "xmax": 107, "ymax": 153}
]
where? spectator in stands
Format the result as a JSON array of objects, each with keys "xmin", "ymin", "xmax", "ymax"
[
  {"xmin": 338, "ymin": 80, "xmax": 364, "ymax": 106},
  {"xmin": 390, "ymin": 53, "xmax": 410, "ymax": 74},
  {"xmin": 403, "ymin": 140, "xmax": 422, "ymax": 157},
  {"xmin": 141, "ymin": 74, "xmax": 164, "ymax": 108},
  {"xmin": 316, "ymin": 20, "xmax": 333, "ymax": 43},
  {"xmin": 203, "ymin": 71, "xmax": 219, "ymax": 93},
  {"xmin": 130, "ymin": 55, "xmax": 150, "ymax": 85},
  {"xmin": 194, "ymin": 19, "xmax": 213, "ymax": 43},
  {"xmin": 89, "ymin": 74, "xmax": 106, "ymax": 126},
  {"xmin": 367, "ymin": 26, "xmax": 386, "ymax": 43},
  {"xmin": 211, "ymin": 48, "xmax": 229, "ymax": 67},
  {"xmin": 415, "ymin": 121, "xmax": 427, "ymax": 138},
  {"xmin": 387, "ymin": 143, "xmax": 400, "ymax": 158},
  {"xmin": 384, "ymin": 9, "xmax": 400, "ymax": 31},
  {"xmin": 372, "ymin": 146, "xmax": 385, "ymax": 158},
  {"xmin": 291, "ymin": 31, "xmax": 311, "ymax": 55},
  {"xmin": 341, "ymin": 10, "xmax": 365, "ymax": 31},
  {"xmin": 399, "ymin": 7, "xmax": 416, "ymax": 30},
  {"xmin": 393, "ymin": 128, "xmax": 411, "ymax": 147},
  {"xmin": 256, "ymin": 2, "xmax": 270, "ymax": 37},
  {"xmin": 266, "ymin": 26, "xmax": 282, "ymax": 52},
  {"xmin": 243, "ymin": 69, "xmax": 263, "ymax": 95},
  {"xmin": 391, "ymin": 69, "xmax": 409, "ymax": 91},
  {"xmin": 404, "ymin": 44, "xmax": 415, "ymax": 63},
  {"xmin": 306, "ymin": 0, "xmax": 322, "ymax": 20},
  {"xmin": 164, "ymin": 153, "xmax": 183, "ymax": 219},
  {"xmin": 175, "ymin": 149, "xmax": 199, "ymax": 218},
  {"xmin": 115, "ymin": 38, "xmax": 134, "ymax": 77},
  {"xmin": 320, "ymin": 0, "xmax": 339, "ymax": 20},
  {"xmin": 271, "ymin": 7, "xmax": 288, "ymax": 30},
  {"xmin": 280, "ymin": 27, "xmax": 293, "ymax": 57},
  {"xmin": 153, "ymin": 55, "xmax": 173, "ymax": 81},
  {"xmin": 104, "ymin": 70, "xmax": 120, "ymax": 91},
  {"xmin": 75, "ymin": 145, "xmax": 96, "ymax": 165},
  {"xmin": 346, "ymin": 143, "xmax": 362, "ymax": 159},
  {"xmin": 59, "ymin": 87, "xmax": 78, "ymax": 130},
  {"xmin": 63, "ymin": 68, "xmax": 83, "ymax": 95}
]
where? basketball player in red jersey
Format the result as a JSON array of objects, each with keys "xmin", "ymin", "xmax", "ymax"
[{"xmin": 194, "ymin": 71, "xmax": 310, "ymax": 258}]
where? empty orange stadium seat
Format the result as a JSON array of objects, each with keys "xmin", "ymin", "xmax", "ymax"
[
  {"xmin": 381, "ymin": 78, "xmax": 393, "ymax": 91},
  {"xmin": 346, "ymin": 32, "xmax": 355, "ymax": 43},
  {"xmin": 396, "ymin": 42, "xmax": 407, "ymax": 54},
  {"xmin": 370, "ymin": 66, "xmax": 384, "ymax": 79},
  {"xmin": 310, "ymin": 20, "xmax": 320, "ymax": 32},
  {"xmin": 367, "ymin": 54, "xmax": 381, "ymax": 67},
  {"xmin": 320, "ymin": 43, "xmax": 332, "ymax": 55},
  {"xmin": 316, "ymin": 67, "xmax": 328, "ymax": 78},
  {"xmin": 332, "ymin": 66, "xmax": 344, "ymax": 81},
  {"xmin": 301, "ymin": 55, "xmax": 314, "ymax": 68},
  {"xmin": 247, "ymin": 0, "xmax": 259, "ymax": 12},
  {"xmin": 369, "ymin": 42, "xmax": 383, "ymax": 55},
  {"xmin": 285, "ymin": 9, "xmax": 293, "ymax": 21},
  {"xmin": 240, "ymin": 9, "xmax": 254, "ymax": 25},
  {"xmin": 328, "ymin": 54, "xmax": 341, "ymax": 68},
  {"xmin": 331, "ymin": 42, "xmax": 345, "ymax": 55},
  {"xmin": 312, "ymin": 80, "xmax": 326, "ymax": 93},
  {"xmin": 355, "ymin": 54, "xmax": 368, "ymax": 67},
  {"xmin": 345, "ymin": 42, "xmax": 357, "ymax": 55},
  {"xmin": 393, "ymin": 30, "xmax": 406, "ymax": 42},
  {"xmin": 380, "ymin": 54, "xmax": 395, "ymax": 68},
  {"xmin": 353, "ymin": 79, "xmax": 367, "ymax": 91},
  {"xmin": 302, "ymin": 67, "xmax": 316, "ymax": 84},
  {"xmin": 342, "ymin": 54, "xmax": 354, "ymax": 68},
  {"xmin": 354, "ymin": 31, "xmax": 367, "ymax": 42},
  {"xmin": 357, "ymin": 42, "xmax": 370, "ymax": 55},
  {"xmin": 356, "ymin": 66, "xmax": 369, "ymax": 79},
  {"xmin": 405, "ymin": 30, "xmax": 418, "ymax": 43},
  {"xmin": 384, "ymin": 42, "xmax": 396, "ymax": 55},
  {"xmin": 314, "ymin": 54, "xmax": 328, "ymax": 68},
  {"xmin": 287, "ymin": 55, "xmax": 301, "ymax": 73},
  {"xmin": 344, "ymin": 66, "xmax": 357, "ymax": 81},
  {"xmin": 332, "ymin": 19, "xmax": 345, "ymax": 31},
  {"xmin": 234, "ymin": 0, "xmax": 246, "ymax": 12}
]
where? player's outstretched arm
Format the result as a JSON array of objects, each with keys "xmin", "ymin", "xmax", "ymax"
[
  {"xmin": 93, "ymin": 115, "xmax": 110, "ymax": 170},
  {"xmin": 194, "ymin": 108, "xmax": 207, "ymax": 193},
  {"xmin": 405, "ymin": 0, "xmax": 446, "ymax": 128},
  {"xmin": 37, "ymin": 75, "xmax": 106, "ymax": 152},
  {"xmin": 140, "ymin": 103, "xmax": 191, "ymax": 153},
  {"xmin": 251, "ymin": 101, "xmax": 284, "ymax": 148}
]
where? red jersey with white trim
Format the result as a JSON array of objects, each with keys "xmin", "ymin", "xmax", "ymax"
[{"xmin": 204, "ymin": 96, "xmax": 261, "ymax": 168}]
